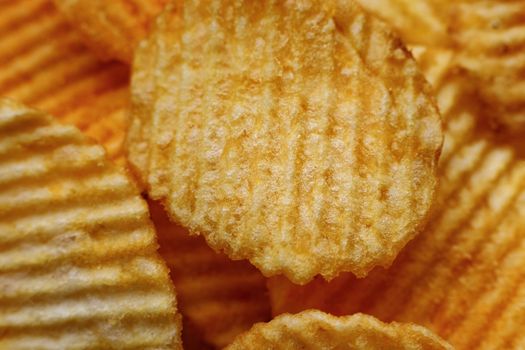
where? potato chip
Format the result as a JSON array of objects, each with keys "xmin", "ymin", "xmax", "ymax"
[
  {"xmin": 126, "ymin": 0, "xmax": 442, "ymax": 284},
  {"xmin": 53, "ymin": 0, "xmax": 169, "ymax": 63},
  {"xmin": 0, "ymin": 0, "xmax": 129, "ymax": 162},
  {"xmin": 226, "ymin": 310, "xmax": 452, "ymax": 350},
  {"xmin": 357, "ymin": 0, "xmax": 525, "ymax": 130},
  {"xmin": 0, "ymin": 99, "xmax": 182, "ymax": 349},
  {"xmin": 149, "ymin": 200, "xmax": 271, "ymax": 348},
  {"xmin": 449, "ymin": 1, "xmax": 525, "ymax": 131},
  {"xmin": 355, "ymin": 0, "xmax": 449, "ymax": 46},
  {"xmin": 268, "ymin": 48, "xmax": 525, "ymax": 350}
]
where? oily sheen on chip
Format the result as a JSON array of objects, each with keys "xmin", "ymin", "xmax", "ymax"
[
  {"xmin": 225, "ymin": 310, "xmax": 452, "ymax": 350},
  {"xmin": 126, "ymin": 0, "xmax": 442, "ymax": 284},
  {"xmin": 268, "ymin": 48, "xmax": 525, "ymax": 350},
  {"xmin": 0, "ymin": 0, "xmax": 129, "ymax": 162},
  {"xmin": 149, "ymin": 201, "xmax": 271, "ymax": 348},
  {"xmin": 54, "ymin": 0, "xmax": 169, "ymax": 62},
  {"xmin": 357, "ymin": 0, "xmax": 525, "ymax": 130},
  {"xmin": 0, "ymin": 99, "xmax": 182, "ymax": 349}
]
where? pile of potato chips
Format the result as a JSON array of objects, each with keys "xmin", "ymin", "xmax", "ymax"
[{"xmin": 1, "ymin": 0, "xmax": 524, "ymax": 348}]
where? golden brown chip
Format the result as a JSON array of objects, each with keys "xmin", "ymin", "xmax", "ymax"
[
  {"xmin": 355, "ymin": 0, "xmax": 449, "ymax": 46},
  {"xmin": 126, "ymin": 0, "xmax": 442, "ymax": 284},
  {"xmin": 226, "ymin": 310, "xmax": 452, "ymax": 350},
  {"xmin": 449, "ymin": 1, "xmax": 525, "ymax": 130},
  {"xmin": 0, "ymin": 98, "xmax": 182, "ymax": 349},
  {"xmin": 268, "ymin": 48, "xmax": 525, "ymax": 350},
  {"xmin": 0, "ymin": 0, "xmax": 129, "ymax": 163},
  {"xmin": 149, "ymin": 200, "xmax": 271, "ymax": 348},
  {"xmin": 357, "ymin": 0, "xmax": 525, "ymax": 130},
  {"xmin": 53, "ymin": 0, "xmax": 169, "ymax": 63}
]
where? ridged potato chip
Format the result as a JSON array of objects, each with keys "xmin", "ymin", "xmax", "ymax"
[
  {"xmin": 358, "ymin": 0, "xmax": 525, "ymax": 130},
  {"xmin": 449, "ymin": 1, "xmax": 525, "ymax": 131},
  {"xmin": 126, "ymin": 0, "xmax": 442, "ymax": 284},
  {"xmin": 0, "ymin": 99, "xmax": 182, "ymax": 349},
  {"xmin": 355, "ymin": 0, "xmax": 449, "ymax": 46},
  {"xmin": 53, "ymin": 0, "xmax": 169, "ymax": 63},
  {"xmin": 0, "ymin": 0, "xmax": 129, "ymax": 162},
  {"xmin": 149, "ymin": 200, "xmax": 271, "ymax": 348},
  {"xmin": 268, "ymin": 48, "xmax": 525, "ymax": 350},
  {"xmin": 226, "ymin": 310, "xmax": 452, "ymax": 350}
]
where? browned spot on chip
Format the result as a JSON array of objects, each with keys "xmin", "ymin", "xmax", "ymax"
[{"xmin": 54, "ymin": 0, "xmax": 169, "ymax": 63}]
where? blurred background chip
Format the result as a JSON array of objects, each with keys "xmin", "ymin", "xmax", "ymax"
[{"xmin": 0, "ymin": 0, "xmax": 130, "ymax": 163}]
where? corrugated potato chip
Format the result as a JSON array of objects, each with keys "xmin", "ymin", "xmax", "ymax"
[
  {"xmin": 127, "ymin": 0, "xmax": 442, "ymax": 284},
  {"xmin": 355, "ymin": 0, "xmax": 449, "ymax": 46},
  {"xmin": 449, "ymin": 1, "xmax": 525, "ymax": 131},
  {"xmin": 0, "ymin": 99, "xmax": 182, "ymax": 349},
  {"xmin": 149, "ymin": 200, "xmax": 271, "ymax": 348},
  {"xmin": 53, "ymin": 0, "xmax": 169, "ymax": 63},
  {"xmin": 268, "ymin": 48, "xmax": 525, "ymax": 350},
  {"xmin": 357, "ymin": 0, "xmax": 525, "ymax": 130},
  {"xmin": 0, "ymin": 0, "xmax": 129, "ymax": 162},
  {"xmin": 226, "ymin": 310, "xmax": 452, "ymax": 350}
]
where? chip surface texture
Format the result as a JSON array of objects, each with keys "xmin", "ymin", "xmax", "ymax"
[
  {"xmin": 127, "ymin": 0, "xmax": 442, "ymax": 284},
  {"xmin": 0, "ymin": 98, "xmax": 182, "ymax": 349},
  {"xmin": 225, "ymin": 310, "xmax": 453, "ymax": 350}
]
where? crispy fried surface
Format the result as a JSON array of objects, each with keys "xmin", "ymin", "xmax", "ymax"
[
  {"xmin": 54, "ymin": 0, "xmax": 169, "ymax": 62},
  {"xmin": 226, "ymin": 310, "xmax": 452, "ymax": 350},
  {"xmin": 358, "ymin": 0, "xmax": 525, "ymax": 130},
  {"xmin": 268, "ymin": 48, "xmax": 525, "ymax": 350},
  {"xmin": 0, "ymin": 99, "xmax": 182, "ymax": 350},
  {"xmin": 0, "ymin": 0, "xmax": 129, "ymax": 163},
  {"xmin": 149, "ymin": 200, "xmax": 271, "ymax": 348},
  {"xmin": 126, "ymin": 0, "xmax": 442, "ymax": 284}
]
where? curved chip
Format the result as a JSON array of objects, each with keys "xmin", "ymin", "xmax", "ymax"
[
  {"xmin": 268, "ymin": 48, "xmax": 525, "ymax": 350},
  {"xmin": 226, "ymin": 310, "xmax": 452, "ymax": 350},
  {"xmin": 355, "ymin": 0, "xmax": 449, "ymax": 46},
  {"xmin": 449, "ymin": 1, "xmax": 525, "ymax": 131},
  {"xmin": 149, "ymin": 200, "xmax": 271, "ymax": 348},
  {"xmin": 126, "ymin": 0, "xmax": 442, "ymax": 284},
  {"xmin": 0, "ymin": 99, "xmax": 182, "ymax": 349},
  {"xmin": 54, "ymin": 0, "xmax": 169, "ymax": 62},
  {"xmin": 357, "ymin": 0, "xmax": 525, "ymax": 130},
  {"xmin": 0, "ymin": 0, "xmax": 129, "ymax": 163}
]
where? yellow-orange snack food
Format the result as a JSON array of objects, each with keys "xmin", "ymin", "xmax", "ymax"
[
  {"xmin": 54, "ymin": 0, "xmax": 169, "ymax": 63},
  {"xmin": 149, "ymin": 201, "xmax": 271, "ymax": 348},
  {"xmin": 268, "ymin": 48, "xmax": 525, "ymax": 350},
  {"xmin": 357, "ymin": 0, "xmax": 525, "ymax": 130},
  {"xmin": 126, "ymin": 0, "xmax": 442, "ymax": 284},
  {"xmin": 226, "ymin": 310, "xmax": 452, "ymax": 350},
  {"xmin": 0, "ymin": 99, "xmax": 182, "ymax": 349},
  {"xmin": 356, "ymin": 0, "xmax": 449, "ymax": 46},
  {"xmin": 0, "ymin": 0, "xmax": 129, "ymax": 162}
]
